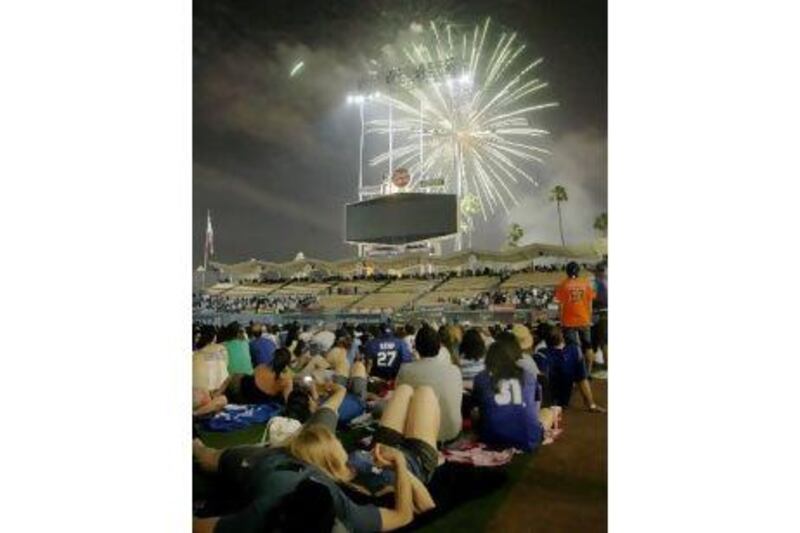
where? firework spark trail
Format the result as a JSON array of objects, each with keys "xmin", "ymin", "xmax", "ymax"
[{"xmin": 366, "ymin": 17, "xmax": 556, "ymax": 222}]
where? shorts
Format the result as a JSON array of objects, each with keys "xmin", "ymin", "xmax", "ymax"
[
  {"xmin": 373, "ymin": 426, "xmax": 438, "ymax": 484},
  {"xmin": 563, "ymin": 326, "xmax": 592, "ymax": 352},
  {"xmin": 239, "ymin": 375, "xmax": 283, "ymax": 405}
]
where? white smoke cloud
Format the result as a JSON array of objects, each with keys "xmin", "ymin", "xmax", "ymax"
[{"xmin": 504, "ymin": 128, "xmax": 607, "ymax": 247}]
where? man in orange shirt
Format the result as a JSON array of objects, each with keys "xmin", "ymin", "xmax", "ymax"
[{"xmin": 554, "ymin": 261, "xmax": 597, "ymax": 374}]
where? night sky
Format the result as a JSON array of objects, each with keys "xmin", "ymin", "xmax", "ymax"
[{"xmin": 193, "ymin": 0, "xmax": 606, "ymax": 266}]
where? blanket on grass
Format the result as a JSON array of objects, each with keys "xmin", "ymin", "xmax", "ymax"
[{"xmin": 202, "ymin": 403, "xmax": 283, "ymax": 432}]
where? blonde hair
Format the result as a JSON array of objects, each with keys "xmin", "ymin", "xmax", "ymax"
[
  {"xmin": 286, "ymin": 424, "xmax": 351, "ymax": 483},
  {"xmin": 440, "ymin": 325, "xmax": 463, "ymax": 365}
]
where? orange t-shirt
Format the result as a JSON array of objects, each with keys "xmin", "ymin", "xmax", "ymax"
[{"xmin": 554, "ymin": 277, "xmax": 596, "ymax": 327}]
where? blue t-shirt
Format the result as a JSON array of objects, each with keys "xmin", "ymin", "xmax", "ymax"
[
  {"xmin": 365, "ymin": 335, "xmax": 412, "ymax": 380},
  {"xmin": 473, "ymin": 370, "xmax": 543, "ymax": 452},
  {"xmin": 535, "ymin": 344, "xmax": 587, "ymax": 407},
  {"xmin": 249, "ymin": 336, "xmax": 277, "ymax": 368},
  {"xmin": 348, "ymin": 450, "xmax": 396, "ymax": 495}
]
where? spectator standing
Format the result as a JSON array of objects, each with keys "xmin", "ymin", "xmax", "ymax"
[
  {"xmin": 592, "ymin": 262, "xmax": 608, "ymax": 369},
  {"xmin": 554, "ymin": 261, "xmax": 597, "ymax": 374}
]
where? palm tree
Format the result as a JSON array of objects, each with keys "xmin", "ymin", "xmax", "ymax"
[
  {"xmin": 593, "ymin": 212, "xmax": 608, "ymax": 237},
  {"xmin": 506, "ymin": 223, "xmax": 524, "ymax": 248},
  {"xmin": 549, "ymin": 185, "xmax": 568, "ymax": 246}
]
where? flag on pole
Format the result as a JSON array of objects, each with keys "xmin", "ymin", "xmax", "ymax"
[{"xmin": 205, "ymin": 210, "xmax": 214, "ymax": 258}]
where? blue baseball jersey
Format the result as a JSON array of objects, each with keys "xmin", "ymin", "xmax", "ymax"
[
  {"xmin": 535, "ymin": 344, "xmax": 587, "ymax": 407},
  {"xmin": 365, "ymin": 336, "xmax": 412, "ymax": 380},
  {"xmin": 473, "ymin": 370, "xmax": 543, "ymax": 452}
]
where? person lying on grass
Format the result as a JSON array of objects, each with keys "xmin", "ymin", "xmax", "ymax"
[
  {"xmin": 193, "ymin": 382, "xmax": 439, "ymax": 533},
  {"xmin": 284, "ymin": 359, "xmax": 369, "ymax": 426},
  {"xmin": 294, "ymin": 335, "xmax": 352, "ymax": 385},
  {"xmin": 534, "ymin": 325, "xmax": 606, "ymax": 412}
]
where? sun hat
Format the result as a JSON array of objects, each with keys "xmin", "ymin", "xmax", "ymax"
[{"xmin": 510, "ymin": 324, "xmax": 534, "ymax": 351}]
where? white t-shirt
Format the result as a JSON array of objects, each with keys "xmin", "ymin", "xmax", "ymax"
[
  {"xmin": 397, "ymin": 357, "xmax": 463, "ymax": 442},
  {"xmin": 311, "ymin": 330, "xmax": 336, "ymax": 353},
  {"xmin": 192, "ymin": 343, "xmax": 229, "ymax": 392}
]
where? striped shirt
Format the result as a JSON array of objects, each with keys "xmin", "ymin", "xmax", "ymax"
[{"xmin": 460, "ymin": 358, "xmax": 486, "ymax": 382}]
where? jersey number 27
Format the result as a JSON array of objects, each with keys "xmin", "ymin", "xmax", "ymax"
[{"xmin": 377, "ymin": 351, "xmax": 397, "ymax": 367}]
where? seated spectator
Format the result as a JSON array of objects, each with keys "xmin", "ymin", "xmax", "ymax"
[
  {"xmin": 472, "ymin": 339, "xmax": 557, "ymax": 452},
  {"xmin": 397, "ymin": 325, "xmax": 463, "ymax": 443},
  {"xmin": 192, "ymin": 383, "xmax": 427, "ymax": 532},
  {"xmin": 289, "ymin": 339, "xmax": 311, "ymax": 372},
  {"xmin": 193, "ymin": 325, "xmax": 230, "ymax": 401},
  {"xmin": 192, "ymin": 388, "xmax": 227, "ymax": 418},
  {"xmin": 344, "ymin": 325, "xmax": 362, "ymax": 366},
  {"xmin": 219, "ymin": 322, "xmax": 253, "ymax": 376},
  {"xmin": 295, "ymin": 333, "xmax": 351, "ymax": 383},
  {"xmin": 311, "ymin": 327, "xmax": 337, "ymax": 355},
  {"xmin": 535, "ymin": 326, "xmax": 605, "ymax": 412},
  {"xmin": 458, "ymin": 328, "xmax": 487, "ymax": 385},
  {"xmin": 402, "ymin": 323, "xmax": 416, "ymax": 355},
  {"xmin": 248, "ymin": 323, "xmax": 276, "ymax": 368},
  {"xmin": 298, "ymin": 324, "xmax": 313, "ymax": 342},
  {"xmin": 232, "ymin": 347, "xmax": 294, "ymax": 404},
  {"xmin": 365, "ymin": 323, "xmax": 414, "ymax": 381},
  {"xmin": 265, "ymin": 324, "xmax": 281, "ymax": 346},
  {"xmin": 438, "ymin": 324, "xmax": 463, "ymax": 366},
  {"xmin": 496, "ymin": 327, "xmax": 540, "ymax": 377},
  {"xmin": 285, "ymin": 359, "xmax": 369, "ymax": 426}
]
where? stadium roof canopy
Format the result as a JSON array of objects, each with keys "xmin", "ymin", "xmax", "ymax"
[{"xmin": 209, "ymin": 241, "xmax": 606, "ymax": 280}]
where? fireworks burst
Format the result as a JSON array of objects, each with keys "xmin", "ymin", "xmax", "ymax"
[{"xmin": 366, "ymin": 17, "xmax": 557, "ymax": 222}]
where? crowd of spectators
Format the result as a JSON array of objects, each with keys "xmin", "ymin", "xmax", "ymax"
[
  {"xmin": 195, "ymin": 293, "xmax": 319, "ymax": 314},
  {"xmin": 192, "ymin": 261, "xmax": 607, "ymax": 532},
  {"xmin": 425, "ymin": 287, "xmax": 556, "ymax": 310}
]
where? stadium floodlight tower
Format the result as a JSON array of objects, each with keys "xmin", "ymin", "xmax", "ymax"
[{"xmin": 346, "ymin": 56, "xmax": 471, "ymax": 257}]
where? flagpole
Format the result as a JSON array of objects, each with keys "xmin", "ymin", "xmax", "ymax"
[{"xmin": 202, "ymin": 209, "xmax": 209, "ymax": 291}]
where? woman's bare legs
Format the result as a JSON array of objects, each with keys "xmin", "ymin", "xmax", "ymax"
[
  {"xmin": 379, "ymin": 383, "xmax": 414, "ymax": 434},
  {"xmin": 403, "ymin": 386, "xmax": 441, "ymax": 450},
  {"xmin": 193, "ymin": 439, "xmax": 223, "ymax": 473},
  {"xmin": 193, "ymin": 394, "xmax": 228, "ymax": 417},
  {"xmin": 350, "ymin": 360, "xmax": 367, "ymax": 379}
]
